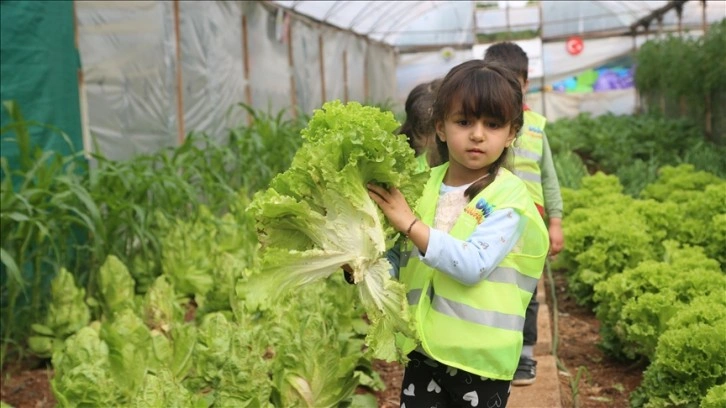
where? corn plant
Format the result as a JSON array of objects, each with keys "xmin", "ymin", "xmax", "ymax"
[
  {"xmin": 1, "ymin": 99, "xmax": 309, "ymax": 365},
  {"xmin": 226, "ymin": 103, "xmax": 307, "ymax": 196},
  {"xmin": 1, "ymin": 101, "xmax": 103, "ymax": 365}
]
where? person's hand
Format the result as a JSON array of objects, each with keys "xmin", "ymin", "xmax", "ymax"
[
  {"xmin": 366, "ymin": 183, "xmax": 416, "ymax": 234},
  {"xmin": 548, "ymin": 218, "xmax": 564, "ymax": 259}
]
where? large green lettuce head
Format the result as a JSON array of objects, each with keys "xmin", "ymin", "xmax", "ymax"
[{"xmin": 249, "ymin": 100, "xmax": 427, "ymax": 361}]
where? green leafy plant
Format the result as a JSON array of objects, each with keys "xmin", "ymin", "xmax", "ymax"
[
  {"xmin": 249, "ymin": 100, "xmax": 428, "ymax": 361},
  {"xmin": 1, "ymin": 101, "xmax": 102, "ymax": 365}
]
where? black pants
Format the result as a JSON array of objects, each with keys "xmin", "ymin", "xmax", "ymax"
[
  {"xmin": 399, "ymin": 351, "xmax": 511, "ymax": 408},
  {"xmin": 523, "ymin": 281, "xmax": 539, "ymax": 347}
]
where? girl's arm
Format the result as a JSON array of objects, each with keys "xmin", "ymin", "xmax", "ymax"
[
  {"xmin": 419, "ymin": 208, "xmax": 524, "ymax": 285},
  {"xmin": 366, "ymin": 183, "xmax": 524, "ymax": 285}
]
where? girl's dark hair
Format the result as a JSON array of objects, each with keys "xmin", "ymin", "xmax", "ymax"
[
  {"xmin": 399, "ymin": 79, "xmax": 443, "ymax": 165},
  {"xmin": 432, "ymin": 59, "xmax": 523, "ymax": 199}
]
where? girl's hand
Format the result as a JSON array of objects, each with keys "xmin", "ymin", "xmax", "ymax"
[{"xmin": 367, "ymin": 183, "xmax": 416, "ymax": 234}]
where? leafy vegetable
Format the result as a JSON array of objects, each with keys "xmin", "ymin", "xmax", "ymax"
[
  {"xmin": 51, "ymin": 324, "xmax": 122, "ymax": 406},
  {"xmin": 186, "ymin": 312, "xmax": 273, "ymax": 406},
  {"xmin": 97, "ymin": 255, "xmax": 137, "ymax": 317},
  {"xmin": 132, "ymin": 369, "xmax": 206, "ymax": 408},
  {"xmin": 630, "ymin": 320, "xmax": 726, "ymax": 408},
  {"xmin": 701, "ymin": 383, "xmax": 726, "ymax": 408},
  {"xmin": 267, "ymin": 282, "xmax": 371, "ymax": 408},
  {"xmin": 249, "ymin": 101, "xmax": 428, "ymax": 361},
  {"xmin": 593, "ymin": 241, "xmax": 723, "ymax": 359},
  {"xmin": 28, "ymin": 268, "xmax": 90, "ymax": 358}
]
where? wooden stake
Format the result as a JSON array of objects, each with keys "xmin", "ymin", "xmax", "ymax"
[
  {"xmin": 241, "ymin": 14, "xmax": 252, "ymax": 125},
  {"xmin": 318, "ymin": 34, "xmax": 326, "ymax": 103},
  {"xmin": 343, "ymin": 50, "xmax": 349, "ymax": 103},
  {"xmin": 287, "ymin": 14, "xmax": 297, "ymax": 118},
  {"xmin": 173, "ymin": 0, "xmax": 185, "ymax": 144},
  {"xmin": 363, "ymin": 42, "xmax": 370, "ymax": 103}
]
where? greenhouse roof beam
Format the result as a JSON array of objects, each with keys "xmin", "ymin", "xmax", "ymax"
[
  {"xmin": 368, "ymin": 2, "xmax": 437, "ymax": 37},
  {"xmin": 365, "ymin": 2, "xmax": 421, "ymax": 35},
  {"xmin": 322, "ymin": 0, "xmax": 350, "ymax": 20},
  {"xmin": 630, "ymin": 0, "xmax": 690, "ymax": 33},
  {"xmin": 264, "ymin": 1, "xmax": 394, "ymax": 49},
  {"xmin": 348, "ymin": 1, "xmax": 388, "ymax": 31}
]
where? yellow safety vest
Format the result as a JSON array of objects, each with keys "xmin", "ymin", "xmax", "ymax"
[
  {"xmin": 398, "ymin": 163, "xmax": 549, "ymax": 380},
  {"xmin": 415, "ymin": 153, "xmax": 429, "ymax": 172},
  {"xmin": 513, "ymin": 110, "xmax": 546, "ymax": 207}
]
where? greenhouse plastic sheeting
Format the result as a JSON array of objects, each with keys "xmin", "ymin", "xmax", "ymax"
[
  {"xmin": 77, "ymin": 1, "xmax": 181, "ymax": 161},
  {"xmin": 179, "ymin": 1, "xmax": 247, "ymax": 144},
  {"xmin": 76, "ymin": 1, "xmax": 397, "ymax": 161},
  {"xmin": 527, "ymin": 89, "xmax": 637, "ymax": 123},
  {"xmin": 0, "ymin": 1, "xmax": 83, "ymax": 172}
]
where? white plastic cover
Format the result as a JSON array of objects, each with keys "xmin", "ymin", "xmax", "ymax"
[
  {"xmin": 77, "ymin": 1, "xmax": 180, "ymax": 161},
  {"xmin": 75, "ymin": 1, "xmax": 725, "ymax": 159},
  {"xmin": 76, "ymin": 1, "xmax": 397, "ymax": 160}
]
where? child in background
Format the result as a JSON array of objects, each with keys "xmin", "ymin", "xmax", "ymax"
[
  {"xmin": 484, "ymin": 41, "xmax": 565, "ymax": 386},
  {"xmin": 398, "ymin": 78, "xmax": 443, "ymax": 169},
  {"xmin": 367, "ymin": 59, "xmax": 549, "ymax": 407}
]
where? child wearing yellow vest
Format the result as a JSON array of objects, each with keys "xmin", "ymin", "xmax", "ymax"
[
  {"xmin": 368, "ymin": 60, "xmax": 549, "ymax": 407},
  {"xmin": 484, "ymin": 41, "xmax": 565, "ymax": 386},
  {"xmin": 398, "ymin": 78, "xmax": 443, "ymax": 170}
]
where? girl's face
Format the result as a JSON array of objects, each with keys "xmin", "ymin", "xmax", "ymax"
[{"xmin": 436, "ymin": 103, "xmax": 516, "ymax": 185}]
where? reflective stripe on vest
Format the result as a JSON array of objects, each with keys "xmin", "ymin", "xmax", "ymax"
[
  {"xmin": 512, "ymin": 169, "xmax": 542, "ymax": 183},
  {"xmin": 399, "ymin": 163, "xmax": 549, "ymax": 380},
  {"xmin": 513, "ymin": 110, "xmax": 546, "ymax": 206},
  {"xmin": 408, "ymin": 285, "xmax": 526, "ymax": 331},
  {"xmin": 407, "ymin": 266, "xmax": 538, "ymax": 303}
]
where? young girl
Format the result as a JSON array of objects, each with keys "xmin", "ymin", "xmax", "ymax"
[
  {"xmin": 399, "ymin": 78, "xmax": 443, "ymax": 169},
  {"xmin": 368, "ymin": 60, "xmax": 549, "ymax": 407}
]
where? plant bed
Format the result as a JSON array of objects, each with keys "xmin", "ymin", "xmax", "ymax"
[{"xmin": 0, "ymin": 269, "xmax": 645, "ymax": 408}]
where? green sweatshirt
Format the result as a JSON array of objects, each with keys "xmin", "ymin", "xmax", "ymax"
[{"xmin": 540, "ymin": 130, "xmax": 563, "ymax": 220}]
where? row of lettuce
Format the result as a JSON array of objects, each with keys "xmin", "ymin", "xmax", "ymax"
[
  {"xmin": 554, "ymin": 165, "xmax": 726, "ymax": 407},
  {"xmin": 548, "ymin": 106, "xmax": 726, "ymax": 407},
  {"xmin": 2, "ymin": 98, "xmax": 725, "ymax": 407},
  {"xmin": 1, "ymin": 101, "xmax": 306, "ymax": 358}
]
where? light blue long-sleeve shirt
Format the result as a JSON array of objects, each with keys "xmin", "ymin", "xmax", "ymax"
[{"xmin": 388, "ymin": 184, "xmax": 525, "ymax": 285}]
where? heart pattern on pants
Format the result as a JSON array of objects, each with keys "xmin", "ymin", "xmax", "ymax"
[
  {"xmin": 463, "ymin": 390, "xmax": 479, "ymax": 407},
  {"xmin": 487, "ymin": 393, "xmax": 503, "ymax": 408},
  {"xmin": 402, "ymin": 383, "xmax": 415, "ymax": 396},
  {"xmin": 427, "ymin": 379, "xmax": 442, "ymax": 393}
]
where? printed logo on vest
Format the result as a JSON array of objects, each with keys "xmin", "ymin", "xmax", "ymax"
[
  {"xmin": 464, "ymin": 198, "xmax": 495, "ymax": 224},
  {"xmin": 527, "ymin": 125, "xmax": 543, "ymax": 134}
]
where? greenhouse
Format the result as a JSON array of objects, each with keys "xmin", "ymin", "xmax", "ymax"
[{"xmin": 1, "ymin": 1, "xmax": 725, "ymax": 407}]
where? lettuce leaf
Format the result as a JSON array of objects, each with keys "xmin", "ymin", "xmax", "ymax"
[
  {"xmin": 28, "ymin": 268, "xmax": 90, "ymax": 358},
  {"xmin": 249, "ymin": 101, "xmax": 427, "ymax": 361}
]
